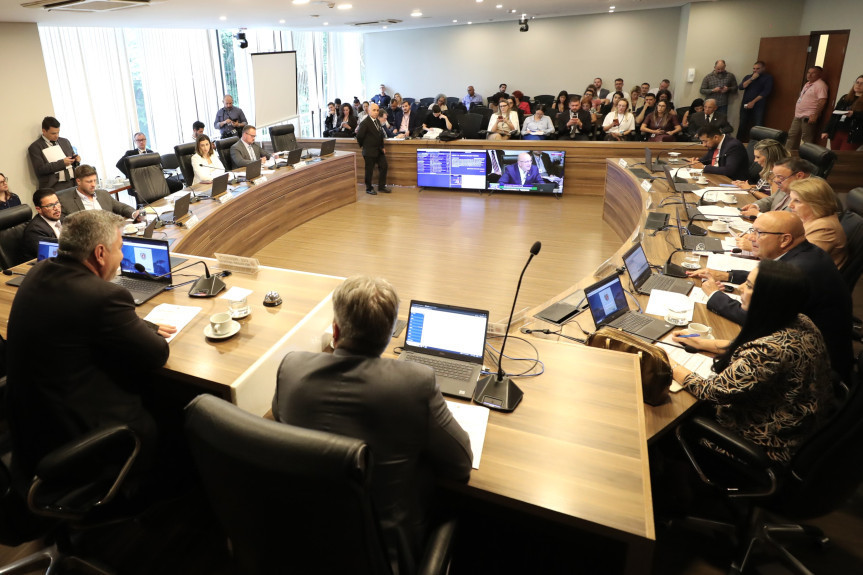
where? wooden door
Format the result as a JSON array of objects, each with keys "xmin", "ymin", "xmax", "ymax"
[{"xmin": 757, "ymin": 36, "xmax": 810, "ymax": 131}]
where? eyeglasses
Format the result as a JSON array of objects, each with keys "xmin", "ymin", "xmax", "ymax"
[
  {"xmin": 773, "ymin": 174, "xmax": 790, "ymax": 184},
  {"xmin": 748, "ymin": 227, "xmax": 785, "ymax": 238},
  {"xmin": 40, "ymin": 201, "xmax": 61, "ymax": 209},
  {"xmin": 0, "ymin": 178, "xmax": 7, "ymax": 185}
]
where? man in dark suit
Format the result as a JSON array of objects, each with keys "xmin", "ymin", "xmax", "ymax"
[
  {"xmin": 690, "ymin": 211, "xmax": 852, "ymax": 381},
  {"xmin": 229, "ymin": 125, "xmax": 271, "ymax": 169},
  {"xmin": 356, "ymin": 103, "xmax": 389, "ymax": 195},
  {"xmin": 116, "ymin": 132, "xmax": 154, "ymax": 178},
  {"xmin": 21, "ymin": 188, "xmax": 62, "ymax": 261},
  {"xmin": 499, "ymin": 152, "xmax": 544, "ymax": 186},
  {"xmin": 27, "ymin": 116, "xmax": 80, "ymax": 192},
  {"xmin": 273, "ymin": 275, "xmax": 472, "ymax": 574},
  {"xmin": 693, "ymin": 124, "xmax": 750, "ymax": 181},
  {"xmin": 393, "ymin": 100, "xmax": 421, "ymax": 139},
  {"xmin": 6, "ymin": 210, "xmax": 176, "ymax": 481},
  {"xmin": 556, "ymin": 97, "xmax": 593, "ymax": 141},
  {"xmin": 686, "ymin": 98, "xmax": 733, "ymax": 140},
  {"xmin": 58, "ymin": 164, "xmax": 141, "ymax": 221}
]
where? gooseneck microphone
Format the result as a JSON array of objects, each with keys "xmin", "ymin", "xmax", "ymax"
[
  {"xmin": 473, "ymin": 240, "xmax": 541, "ymax": 412},
  {"xmin": 136, "ymin": 194, "xmax": 166, "ymax": 229},
  {"xmin": 134, "ymin": 260, "xmax": 227, "ymax": 297}
]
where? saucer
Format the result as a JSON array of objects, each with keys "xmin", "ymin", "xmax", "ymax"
[
  {"xmin": 204, "ymin": 320, "xmax": 241, "ymax": 340},
  {"xmin": 708, "ymin": 225, "xmax": 729, "ymax": 233},
  {"xmin": 230, "ymin": 308, "xmax": 251, "ymax": 319}
]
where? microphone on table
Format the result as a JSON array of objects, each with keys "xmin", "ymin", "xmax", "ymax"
[
  {"xmin": 134, "ymin": 260, "xmax": 229, "ymax": 297},
  {"xmin": 472, "ymin": 240, "xmax": 541, "ymax": 413},
  {"xmin": 2, "ymin": 269, "xmax": 26, "ymax": 277}
]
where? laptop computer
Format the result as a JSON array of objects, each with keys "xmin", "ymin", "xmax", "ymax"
[
  {"xmin": 111, "ymin": 237, "xmax": 173, "ymax": 305},
  {"xmin": 199, "ymin": 173, "xmax": 229, "ymax": 199},
  {"xmin": 161, "ymin": 193, "xmax": 191, "ymax": 224},
  {"xmin": 630, "ymin": 149, "xmax": 663, "ymax": 181},
  {"xmin": 398, "ymin": 300, "xmax": 489, "ymax": 398},
  {"xmin": 675, "ymin": 207, "xmax": 724, "ymax": 252},
  {"xmin": 8, "ymin": 238, "xmax": 58, "ymax": 286},
  {"xmin": 662, "ymin": 164, "xmax": 701, "ymax": 192},
  {"xmin": 275, "ymin": 148, "xmax": 304, "ymax": 168},
  {"xmin": 622, "ymin": 242, "xmax": 693, "ymax": 295},
  {"xmin": 237, "ymin": 159, "xmax": 262, "ymax": 183},
  {"xmin": 304, "ymin": 139, "xmax": 336, "ymax": 161},
  {"xmin": 584, "ymin": 274, "xmax": 675, "ymax": 341}
]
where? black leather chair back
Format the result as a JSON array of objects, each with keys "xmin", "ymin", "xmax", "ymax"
[
  {"xmin": 0, "ymin": 204, "xmax": 33, "ymax": 268},
  {"xmin": 442, "ymin": 109, "xmax": 460, "ymax": 131},
  {"xmin": 269, "ymin": 124, "xmax": 298, "ymax": 153},
  {"xmin": 184, "ymin": 395, "xmax": 392, "ymax": 575},
  {"xmin": 215, "ymin": 137, "xmax": 239, "ymax": 171},
  {"xmin": 402, "ymin": 97, "xmax": 415, "ymax": 105},
  {"xmin": 460, "ymin": 113, "xmax": 483, "ymax": 139},
  {"xmin": 126, "ymin": 153, "xmax": 169, "ymax": 204},
  {"xmin": 160, "ymin": 152, "xmax": 179, "ymax": 171},
  {"xmin": 533, "ymin": 95, "xmax": 555, "ymax": 107},
  {"xmin": 173, "ymin": 142, "xmax": 196, "ymax": 186},
  {"xmin": 799, "ymin": 142, "xmax": 837, "ymax": 178},
  {"xmin": 445, "ymin": 96, "xmax": 459, "ymax": 108},
  {"xmin": 839, "ymin": 210, "xmax": 863, "ymax": 291},
  {"xmin": 747, "ymin": 126, "xmax": 788, "ymax": 167},
  {"xmin": 846, "ymin": 187, "xmax": 863, "ymax": 216},
  {"xmin": 419, "ymin": 97, "xmax": 434, "ymax": 107}
]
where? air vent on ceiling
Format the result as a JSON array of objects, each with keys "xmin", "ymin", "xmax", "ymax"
[
  {"xmin": 22, "ymin": 0, "xmax": 150, "ymax": 12},
  {"xmin": 349, "ymin": 19, "xmax": 403, "ymax": 27}
]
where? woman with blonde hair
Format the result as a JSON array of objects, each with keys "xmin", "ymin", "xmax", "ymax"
[
  {"xmin": 732, "ymin": 138, "xmax": 789, "ymax": 199},
  {"xmin": 602, "ymin": 98, "xmax": 635, "ymax": 141},
  {"xmin": 788, "ymin": 178, "xmax": 847, "ymax": 268}
]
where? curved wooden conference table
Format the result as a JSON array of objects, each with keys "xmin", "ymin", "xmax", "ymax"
[{"xmin": 0, "ymin": 148, "xmax": 750, "ymax": 575}]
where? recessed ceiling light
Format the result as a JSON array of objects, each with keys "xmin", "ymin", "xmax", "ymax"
[
  {"xmin": 292, "ymin": 0, "xmax": 310, "ymax": 4},
  {"xmin": 336, "ymin": 3, "xmax": 351, "ymax": 9},
  {"xmin": 468, "ymin": 21, "xmax": 473, "ymax": 24},
  {"xmin": 219, "ymin": 16, "xmax": 226, "ymax": 21},
  {"xmin": 609, "ymin": 5, "xmax": 615, "ymax": 8},
  {"xmin": 279, "ymin": 19, "xmax": 285, "ymax": 24},
  {"xmin": 609, "ymin": 9, "xmax": 614, "ymax": 12},
  {"xmin": 323, "ymin": 22, "xmax": 329, "ymax": 25},
  {"xmin": 496, "ymin": 3, "xmax": 502, "ymax": 7},
  {"xmin": 411, "ymin": 11, "xmax": 422, "ymax": 17},
  {"xmin": 476, "ymin": 0, "xmax": 483, "ymax": 3},
  {"xmin": 510, "ymin": 9, "xmax": 516, "ymax": 13},
  {"xmin": 383, "ymin": 25, "xmax": 388, "ymax": 29}
]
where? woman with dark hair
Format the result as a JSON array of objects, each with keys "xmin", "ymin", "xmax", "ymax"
[
  {"xmin": 334, "ymin": 103, "xmax": 357, "ymax": 137},
  {"xmin": 821, "ymin": 75, "xmax": 863, "ymax": 151},
  {"xmin": 670, "ymin": 260, "xmax": 834, "ymax": 463},
  {"xmin": 681, "ymin": 98, "xmax": 704, "ymax": 139},
  {"xmin": 0, "ymin": 172, "xmax": 22, "ymax": 210},
  {"xmin": 640, "ymin": 100, "xmax": 681, "ymax": 142},
  {"xmin": 511, "ymin": 91, "xmax": 531, "ymax": 115},
  {"xmin": 599, "ymin": 91, "xmax": 624, "ymax": 117},
  {"xmin": 191, "ymin": 134, "xmax": 225, "ymax": 184},
  {"xmin": 551, "ymin": 91, "xmax": 569, "ymax": 117},
  {"xmin": 655, "ymin": 88, "xmax": 676, "ymax": 112}
]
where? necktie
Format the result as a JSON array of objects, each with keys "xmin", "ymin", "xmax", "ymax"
[
  {"xmin": 570, "ymin": 112, "xmax": 578, "ymax": 137},
  {"xmin": 54, "ymin": 221, "xmax": 62, "ymax": 237},
  {"xmin": 706, "ymin": 115, "xmax": 712, "ymax": 123}
]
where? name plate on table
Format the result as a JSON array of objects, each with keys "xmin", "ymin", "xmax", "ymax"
[
  {"xmin": 618, "ymin": 159, "xmax": 628, "ymax": 168},
  {"xmin": 641, "ymin": 179, "xmax": 653, "ymax": 192},
  {"xmin": 218, "ymin": 191, "xmax": 234, "ymax": 204},
  {"xmin": 252, "ymin": 176, "xmax": 268, "ymax": 185},
  {"xmin": 181, "ymin": 214, "xmax": 199, "ymax": 230}
]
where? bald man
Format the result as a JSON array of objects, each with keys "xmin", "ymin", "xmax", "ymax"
[
  {"xmin": 689, "ymin": 211, "xmax": 852, "ymax": 380},
  {"xmin": 356, "ymin": 102, "xmax": 389, "ymax": 194}
]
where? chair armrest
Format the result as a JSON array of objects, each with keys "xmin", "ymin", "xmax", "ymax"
[
  {"xmin": 28, "ymin": 425, "xmax": 140, "ymax": 520},
  {"xmin": 416, "ymin": 518, "xmax": 458, "ymax": 575},
  {"xmin": 675, "ymin": 416, "xmax": 778, "ymax": 499}
]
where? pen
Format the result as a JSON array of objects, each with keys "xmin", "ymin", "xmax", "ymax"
[{"xmin": 676, "ymin": 333, "xmax": 701, "ymax": 338}]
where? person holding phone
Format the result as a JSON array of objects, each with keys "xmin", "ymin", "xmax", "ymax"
[
  {"xmin": 487, "ymin": 99, "xmax": 518, "ymax": 140},
  {"xmin": 28, "ymin": 116, "xmax": 81, "ymax": 192},
  {"xmin": 602, "ymin": 99, "xmax": 635, "ymax": 141}
]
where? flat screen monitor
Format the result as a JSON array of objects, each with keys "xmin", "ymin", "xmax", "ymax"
[{"xmin": 416, "ymin": 148, "xmax": 565, "ymax": 194}]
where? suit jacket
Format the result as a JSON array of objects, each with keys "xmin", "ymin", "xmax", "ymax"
[
  {"xmin": 273, "ymin": 349, "xmax": 472, "ymax": 575},
  {"xmin": 6, "ymin": 256, "xmax": 169, "ymax": 479},
  {"xmin": 57, "ymin": 188, "xmax": 135, "ymax": 218},
  {"xmin": 687, "ymin": 111, "xmax": 733, "ymax": 137},
  {"xmin": 555, "ymin": 110, "xmax": 593, "ymax": 138},
  {"xmin": 21, "ymin": 215, "xmax": 60, "ymax": 261},
  {"xmin": 392, "ymin": 109, "xmax": 421, "ymax": 136},
  {"xmin": 116, "ymin": 147, "xmax": 154, "ymax": 178},
  {"xmin": 229, "ymin": 140, "xmax": 270, "ymax": 168},
  {"xmin": 28, "ymin": 136, "xmax": 76, "ymax": 190},
  {"xmin": 356, "ymin": 116, "xmax": 386, "ymax": 158},
  {"xmin": 707, "ymin": 240, "xmax": 853, "ymax": 380},
  {"xmin": 698, "ymin": 135, "xmax": 750, "ymax": 181},
  {"xmin": 499, "ymin": 163, "xmax": 543, "ymax": 186}
]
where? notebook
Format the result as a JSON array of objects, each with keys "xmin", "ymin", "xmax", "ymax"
[
  {"xmin": 398, "ymin": 300, "xmax": 489, "ymax": 398},
  {"xmin": 622, "ymin": 242, "xmax": 693, "ymax": 295},
  {"xmin": 675, "ymin": 207, "xmax": 724, "ymax": 252},
  {"xmin": 584, "ymin": 274, "xmax": 674, "ymax": 341},
  {"xmin": 111, "ymin": 237, "xmax": 173, "ymax": 305},
  {"xmin": 161, "ymin": 192, "xmax": 191, "ymax": 224}
]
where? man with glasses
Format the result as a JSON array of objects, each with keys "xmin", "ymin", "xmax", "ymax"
[
  {"xmin": 740, "ymin": 157, "xmax": 815, "ymax": 217},
  {"xmin": 689, "ymin": 124, "xmax": 749, "ymax": 181},
  {"xmin": 115, "ymin": 132, "xmax": 154, "ymax": 179},
  {"xmin": 688, "ymin": 211, "xmax": 852, "ymax": 380},
  {"xmin": 229, "ymin": 125, "xmax": 271, "ymax": 168},
  {"xmin": 21, "ymin": 188, "xmax": 63, "ymax": 261}
]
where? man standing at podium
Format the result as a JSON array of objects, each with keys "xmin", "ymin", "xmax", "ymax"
[{"xmin": 356, "ymin": 103, "xmax": 389, "ymax": 195}]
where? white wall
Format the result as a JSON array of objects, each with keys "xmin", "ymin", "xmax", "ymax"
[
  {"xmin": 799, "ymin": 0, "xmax": 863, "ymax": 96},
  {"xmin": 0, "ymin": 22, "xmax": 55, "ymax": 207},
  {"xmin": 363, "ymin": 8, "xmax": 682, "ymax": 104}
]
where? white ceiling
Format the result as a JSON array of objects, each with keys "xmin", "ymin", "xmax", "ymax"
[{"xmin": 6, "ymin": 0, "xmax": 718, "ymax": 33}]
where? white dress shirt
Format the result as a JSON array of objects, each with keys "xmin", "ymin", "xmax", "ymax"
[{"xmin": 191, "ymin": 152, "xmax": 226, "ymax": 184}]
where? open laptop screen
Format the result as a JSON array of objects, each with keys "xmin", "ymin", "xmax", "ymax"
[
  {"xmin": 119, "ymin": 237, "xmax": 172, "ymax": 283},
  {"xmin": 404, "ymin": 301, "xmax": 488, "ymax": 360},
  {"xmin": 622, "ymin": 243, "xmax": 652, "ymax": 286},
  {"xmin": 37, "ymin": 238, "xmax": 59, "ymax": 261},
  {"xmin": 585, "ymin": 275, "xmax": 628, "ymax": 327}
]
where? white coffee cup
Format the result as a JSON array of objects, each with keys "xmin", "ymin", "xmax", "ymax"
[
  {"xmin": 710, "ymin": 220, "xmax": 729, "ymax": 232},
  {"xmin": 697, "ymin": 177, "xmax": 708, "ymax": 185},
  {"xmin": 724, "ymin": 194, "xmax": 737, "ymax": 204},
  {"xmin": 210, "ymin": 311, "xmax": 233, "ymax": 335},
  {"xmin": 688, "ymin": 323, "xmax": 712, "ymax": 338}
]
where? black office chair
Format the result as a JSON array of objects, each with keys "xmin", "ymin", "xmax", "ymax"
[
  {"xmin": 0, "ymin": 204, "xmax": 33, "ymax": 269},
  {"xmin": 533, "ymin": 95, "xmax": 554, "ymax": 107},
  {"xmin": 460, "ymin": 113, "xmax": 483, "ymax": 139},
  {"xmin": 674, "ymin": 355, "xmax": 863, "ymax": 575},
  {"xmin": 839, "ymin": 209, "xmax": 863, "ymax": 292},
  {"xmin": 749, "ymin": 126, "xmax": 788, "ymax": 147},
  {"xmin": 269, "ymin": 124, "xmax": 299, "ymax": 153},
  {"xmin": 215, "ymin": 136, "xmax": 238, "ymax": 171},
  {"xmin": 402, "ymin": 97, "xmax": 415, "ymax": 105},
  {"xmin": 126, "ymin": 152, "xmax": 170, "ymax": 205},
  {"xmin": 419, "ymin": 97, "xmax": 434, "ymax": 107},
  {"xmin": 173, "ymin": 142, "xmax": 196, "ymax": 186},
  {"xmin": 184, "ymin": 394, "xmax": 458, "ymax": 575},
  {"xmin": 443, "ymin": 109, "xmax": 460, "ymax": 131},
  {"xmin": 445, "ymin": 96, "xmax": 459, "ymax": 109},
  {"xmin": 0, "ymin": 425, "xmax": 140, "ymax": 575},
  {"xmin": 798, "ymin": 143, "xmax": 837, "ymax": 178},
  {"xmin": 160, "ymin": 152, "xmax": 179, "ymax": 176}
]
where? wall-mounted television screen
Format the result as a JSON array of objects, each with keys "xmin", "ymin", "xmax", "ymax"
[{"xmin": 417, "ymin": 149, "xmax": 565, "ymax": 195}]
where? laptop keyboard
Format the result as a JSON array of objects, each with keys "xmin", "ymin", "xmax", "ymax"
[
  {"xmin": 402, "ymin": 352, "xmax": 473, "ymax": 381},
  {"xmin": 113, "ymin": 276, "xmax": 162, "ymax": 292},
  {"xmin": 646, "ymin": 275, "xmax": 683, "ymax": 291},
  {"xmin": 630, "ymin": 168, "xmax": 653, "ymax": 180},
  {"xmin": 613, "ymin": 313, "xmax": 653, "ymax": 332}
]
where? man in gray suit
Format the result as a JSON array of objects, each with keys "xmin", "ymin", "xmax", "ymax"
[
  {"xmin": 28, "ymin": 116, "xmax": 80, "ymax": 191},
  {"xmin": 273, "ymin": 275, "xmax": 472, "ymax": 575},
  {"xmin": 58, "ymin": 164, "xmax": 142, "ymax": 221},
  {"xmin": 229, "ymin": 125, "xmax": 271, "ymax": 168}
]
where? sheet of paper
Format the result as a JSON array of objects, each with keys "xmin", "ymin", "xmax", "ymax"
[
  {"xmin": 445, "ymin": 400, "xmax": 489, "ymax": 469},
  {"xmin": 143, "ymin": 304, "xmax": 202, "ymax": 343},
  {"xmin": 42, "ymin": 144, "xmax": 67, "ymax": 163},
  {"xmin": 689, "ymin": 286, "xmax": 742, "ymax": 305},
  {"xmin": 142, "ymin": 205, "xmax": 176, "ymax": 216},
  {"xmin": 646, "ymin": 289, "xmax": 694, "ymax": 322},
  {"xmin": 656, "ymin": 335, "xmax": 715, "ymax": 389},
  {"xmin": 261, "ymin": 169, "xmax": 275, "ymax": 175},
  {"xmin": 697, "ymin": 205, "xmax": 743, "ymax": 219},
  {"xmin": 220, "ymin": 286, "xmax": 253, "ymax": 301},
  {"xmin": 706, "ymin": 253, "xmax": 759, "ymax": 272}
]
